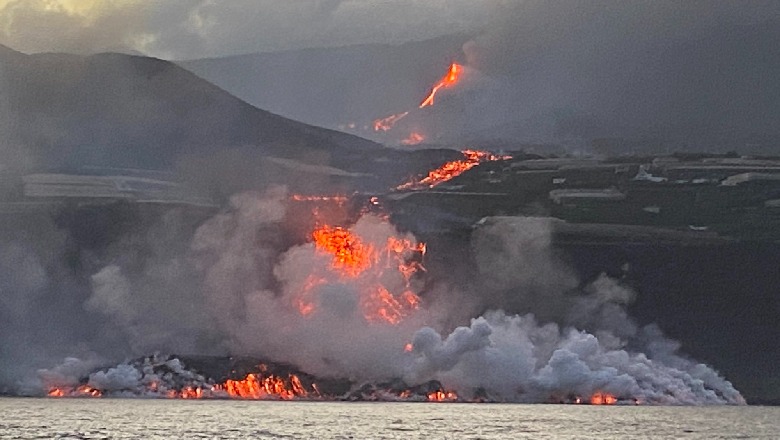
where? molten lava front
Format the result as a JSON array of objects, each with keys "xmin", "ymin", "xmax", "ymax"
[
  {"xmin": 216, "ymin": 372, "xmax": 311, "ymax": 400},
  {"xmin": 427, "ymin": 390, "xmax": 458, "ymax": 402},
  {"xmin": 47, "ymin": 363, "xmax": 318, "ymax": 401},
  {"xmin": 44, "ymin": 357, "xmax": 466, "ymax": 403},
  {"xmin": 48, "ymin": 385, "xmax": 101, "ymax": 398},
  {"xmin": 590, "ymin": 392, "xmax": 618, "ymax": 405}
]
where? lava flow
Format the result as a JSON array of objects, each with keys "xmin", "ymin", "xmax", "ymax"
[
  {"xmin": 397, "ymin": 149, "xmax": 512, "ymax": 191},
  {"xmin": 295, "ymin": 218, "xmax": 426, "ymax": 324},
  {"xmin": 215, "ymin": 371, "xmax": 311, "ymax": 400},
  {"xmin": 367, "ymin": 62, "xmax": 464, "ymax": 144},
  {"xmin": 401, "ymin": 132, "xmax": 425, "ymax": 145},
  {"xmin": 373, "ymin": 111, "xmax": 409, "ymax": 132},
  {"xmin": 47, "ymin": 363, "xmax": 318, "ymax": 401},
  {"xmin": 427, "ymin": 390, "xmax": 458, "ymax": 402},
  {"xmin": 419, "ymin": 63, "xmax": 464, "ymax": 108},
  {"xmin": 48, "ymin": 385, "xmax": 101, "ymax": 398},
  {"xmin": 590, "ymin": 392, "xmax": 618, "ymax": 405}
]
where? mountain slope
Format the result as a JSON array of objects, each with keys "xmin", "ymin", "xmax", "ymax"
[
  {"xmin": 0, "ymin": 46, "xmax": 388, "ymax": 176},
  {"xmin": 179, "ymin": 35, "xmax": 471, "ymax": 130},
  {"xmin": 180, "ymin": 21, "xmax": 780, "ymax": 153}
]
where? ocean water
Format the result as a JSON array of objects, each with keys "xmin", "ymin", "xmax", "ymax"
[{"xmin": 0, "ymin": 398, "xmax": 777, "ymax": 439}]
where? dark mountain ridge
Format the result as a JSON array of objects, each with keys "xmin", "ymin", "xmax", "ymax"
[{"xmin": 0, "ymin": 46, "xmax": 395, "ymax": 178}]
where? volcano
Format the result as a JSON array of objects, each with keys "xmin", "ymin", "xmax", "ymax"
[{"xmin": 0, "ymin": 44, "xmax": 448, "ymax": 194}]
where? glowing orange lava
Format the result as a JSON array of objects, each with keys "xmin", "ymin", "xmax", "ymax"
[
  {"xmin": 590, "ymin": 392, "xmax": 618, "ymax": 405},
  {"xmin": 47, "ymin": 365, "xmax": 318, "ymax": 401},
  {"xmin": 396, "ymin": 149, "xmax": 512, "ymax": 190},
  {"xmin": 427, "ymin": 390, "xmax": 458, "ymax": 402},
  {"xmin": 367, "ymin": 63, "xmax": 463, "ymax": 142},
  {"xmin": 215, "ymin": 370, "xmax": 310, "ymax": 400},
  {"xmin": 301, "ymin": 220, "xmax": 425, "ymax": 324},
  {"xmin": 47, "ymin": 385, "xmax": 102, "ymax": 398},
  {"xmin": 419, "ymin": 63, "xmax": 464, "ymax": 108},
  {"xmin": 373, "ymin": 112, "xmax": 410, "ymax": 132},
  {"xmin": 401, "ymin": 132, "xmax": 425, "ymax": 145},
  {"xmin": 312, "ymin": 225, "xmax": 376, "ymax": 278}
]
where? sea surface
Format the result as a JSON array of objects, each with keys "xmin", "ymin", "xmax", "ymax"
[{"xmin": 0, "ymin": 398, "xmax": 778, "ymax": 439}]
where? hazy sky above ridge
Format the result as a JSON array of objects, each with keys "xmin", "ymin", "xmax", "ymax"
[
  {"xmin": 0, "ymin": 0, "xmax": 507, "ymax": 59},
  {"xmin": 1, "ymin": 0, "xmax": 777, "ymax": 61}
]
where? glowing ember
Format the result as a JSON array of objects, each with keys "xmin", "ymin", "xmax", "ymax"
[
  {"xmin": 419, "ymin": 63, "xmax": 464, "ymax": 109},
  {"xmin": 427, "ymin": 390, "xmax": 458, "ymax": 402},
  {"xmin": 396, "ymin": 149, "xmax": 512, "ymax": 191},
  {"xmin": 401, "ymin": 132, "xmax": 425, "ymax": 145},
  {"xmin": 301, "ymin": 219, "xmax": 425, "ymax": 324},
  {"xmin": 590, "ymin": 392, "xmax": 618, "ymax": 405},
  {"xmin": 373, "ymin": 111, "xmax": 409, "ymax": 132}
]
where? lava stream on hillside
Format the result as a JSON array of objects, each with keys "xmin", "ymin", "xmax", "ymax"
[{"xmin": 396, "ymin": 149, "xmax": 512, "ymax": 190}]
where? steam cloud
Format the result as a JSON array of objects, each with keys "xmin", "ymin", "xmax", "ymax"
[{"xmin": 1, "ymin": 187, "xmax": 744, "ymax": 404}]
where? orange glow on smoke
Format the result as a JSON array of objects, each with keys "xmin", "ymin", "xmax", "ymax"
[
  {"xmin": 427, "ymin": 390, "xmax": 458, "ymax": 402},
  {"xmin": 401, "ymin": 132, "xmax": 425, "ymax": 145},
  {"xmin": 367, "ymin": 63, "xmax": 463, "ymax": 140},
  {"xmin": 419, "ymin": 63, "xmax": 464, "ymax": 108},
  {"xmin": 590, "ymin": 392, "xmax": 618, "ymax": 405},
  {"xmin": 373, "ymin": 112, "xmax": 409, "ymax": 132},
  {"xmin": 396, "ymin": 149, "xmax": 512, "ymax": 190},
  {"xmin": 362, "ymin": 286, "xmax": 419, "ymax": 325},
  {"xmin": 301, "ymin": 221, "xmax": 425, "ymax": 324}
]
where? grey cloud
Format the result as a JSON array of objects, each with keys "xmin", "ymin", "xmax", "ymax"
[{"xmin": 0, "ymin": 0, "xmax": 501, "ymax": 59}]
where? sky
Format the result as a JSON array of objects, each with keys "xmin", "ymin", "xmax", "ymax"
[
  {"xmin": 0, "ymin": 0, "xmax": 512, "ymax": 60},
  {"xmin": 2, "ymin": 0, "xmax": 778, "ymax": 62}
]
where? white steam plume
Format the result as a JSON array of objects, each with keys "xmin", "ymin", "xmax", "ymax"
[{"xmin": 20, "ymin": 188, "xmax": 745, "ymax": 404}]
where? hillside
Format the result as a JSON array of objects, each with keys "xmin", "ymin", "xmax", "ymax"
[
  {"xmin": 180, "ymin": 22, "xmax": 780, "ymax": 153},
  {"xmin": 179, "ymin": 35, "xmax": 470, "ymax": 132},
  {"xmin": 0, "ymin": 44, "xmax": 429, "ymax": 193}
]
